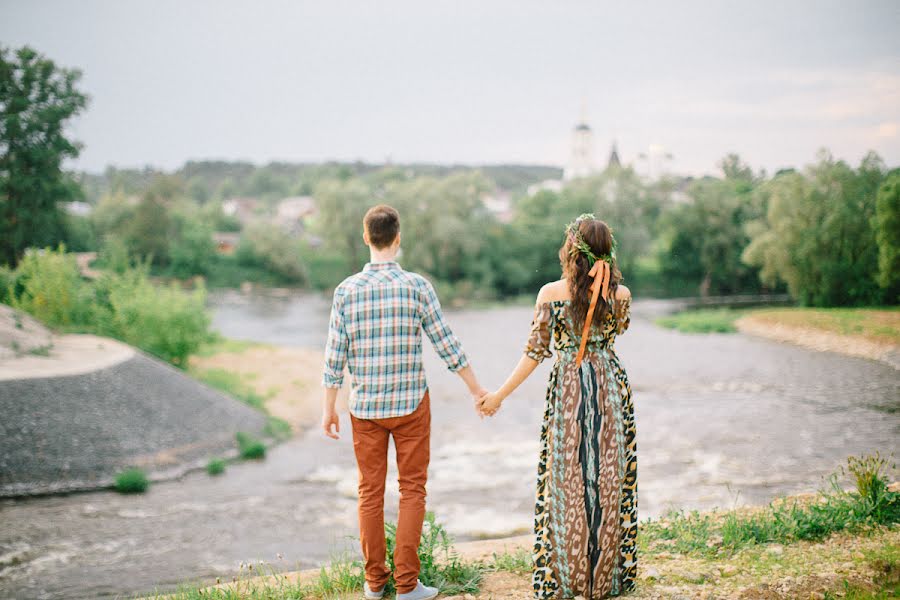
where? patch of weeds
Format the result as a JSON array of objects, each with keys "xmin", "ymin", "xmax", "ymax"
[
  {"xmin": 114, "ymin": 468, "xmax": 149, "ymax": 494},
  {"xmin": 655, "ymin": 308, "xmax": 744, "ymax": 333},
  {"xmin": 642, "ymin": 509, "xmax": 717, "ymax": 554},
  {"xmin": 27, "ymin": 344, "xmax": 52, "ymax": 356},
  {"xmin": 263, "ymin": 416, "xmax": 292, "ymax": 441},
  {"xmin": 236, "ymin": 432, "xmax": 266, "ymax": 460},
  {"xmin": 194, "ymin": 368, "xmax": 266, "ymax": 411},
  {"xmin": 488, "ymin": 549, "xmax": 532, "ymax": 574},
  {"xmin": 383, "ymin": 512, "xmax": 482, "ymax": 596},
  {"xmin": 206, "ymin": 458, "xmax": 226, "ymax": 476}
]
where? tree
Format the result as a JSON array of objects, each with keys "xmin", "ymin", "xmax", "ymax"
[
  {"xmin": 743, "ymin": 151, "xmax": 886, "ymax": 306},
  {"xmin": 873, "ymin": 170, "xmax": 900, "ymax": 302},
  {"xmin": 0, "ymin": 46, "xmax": 88, "ymax": 266},
  {"xmin": 313, "ymin": 178, "xmax": 372, "ymax": 270}
]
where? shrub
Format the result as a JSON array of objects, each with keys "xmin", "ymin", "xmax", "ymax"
[
  {"xmin": 206, "ymin": 458, "xmax": 226, "ymax": 476},
  {"xmin": 236, "ymin": 432, "xmax": 266, "ymax": 460},
  {"xmin": 9, "ymin": 245, "xmax": 93, "ymax": 328},
  {"xmin": 114, "ymin": 468, "xmax": 149, "ymax": 494},
  {"xmin": 93, "ymin": 265, "xmax": 212, "ymax": 367}
]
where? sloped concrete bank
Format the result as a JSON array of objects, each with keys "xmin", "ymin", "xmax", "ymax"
[{"xmin": 0, "ymin": 332, "xmax": 269, "ymax": 497}]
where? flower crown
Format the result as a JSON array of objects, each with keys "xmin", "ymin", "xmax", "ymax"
[{"xmin": 565, "ymin": 213, "xmax": 617, "ymax": 266}]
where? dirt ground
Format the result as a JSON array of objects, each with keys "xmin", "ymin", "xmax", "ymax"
[{"xmin": 188, "ymin": 342, "xmax": 348, "ymax": 431}]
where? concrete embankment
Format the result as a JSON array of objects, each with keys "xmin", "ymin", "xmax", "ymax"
[{"xmin": 0, "ymin": 306, "xmax": 268, "ymax": 497}]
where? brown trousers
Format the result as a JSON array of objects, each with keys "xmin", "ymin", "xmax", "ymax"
[{"xmin": 350, "ymin": 391, "xmax": 431, "ymax": 594}]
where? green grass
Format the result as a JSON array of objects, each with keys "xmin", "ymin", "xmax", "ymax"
[
  {"xmin": 263, "ymin": 416, "xmax": 292, "ymax": 441},
  {"xmin": 193, "ymin": 368, "xmax": 267, "ymax": 411},
  {"xmin": 486, "ymin": 549, "xmax": 532, "ymax": 574},
  {"xmin": 656, "ymin": 308, "xmax": 745, "ymax": 333},
  {"xmin": 747, "ymin": 306, "xmax": 900, "ymax": 345},
  {"xmin": 114, "ymin": 468, "xmax": 149, "ymax": 494},
  {"xmin": 206, "ymin": 458, "xmax": 226, "ymax": 476},
  {"xmin": 236, "ymin": 432, "xmax": 266, "ymax": 460},
  {"xmin": 643, "ymin": 453, "xmax": 899, "ymax": 558},
  {"xmin": 194, "ymin": 335, "xmax": 264, "ymax": 358},
  {"xmin": 145, "ymin": 514, "xmax": 486, "ymax": 599}
]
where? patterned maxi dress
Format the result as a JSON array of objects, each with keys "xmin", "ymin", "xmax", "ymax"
[{"xmin": 526, "ymin": 297, "xmax": 637, "ymax": 599}]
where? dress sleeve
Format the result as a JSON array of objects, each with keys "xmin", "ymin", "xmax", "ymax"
[
  {"xmin": 524, "ymin": 303, "xmax": 553, "ymax": 362},
  {"xmin": 615, "ymin": 295, "xmax": 632, "ymax": 335}
]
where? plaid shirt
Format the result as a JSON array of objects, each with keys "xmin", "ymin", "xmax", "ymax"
[{"xmin": 322, "ymin": 261, "xmax": 469, "ymax": 419}]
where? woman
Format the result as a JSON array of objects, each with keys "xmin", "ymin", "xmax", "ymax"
[{"xmin": 479, "ymin": 214, "xmax": 637, "ymax": 599}]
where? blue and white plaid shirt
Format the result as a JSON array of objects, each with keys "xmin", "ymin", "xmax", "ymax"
[{"xmin": 322, "ymin": 261, "xmax": 469, "ymax": 419}]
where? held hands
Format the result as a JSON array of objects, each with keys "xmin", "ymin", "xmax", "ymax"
[{"xmin": 478, "ymin": 391, "xmax": 504, "ymax": 417}]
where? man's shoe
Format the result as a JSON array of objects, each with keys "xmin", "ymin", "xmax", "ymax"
[
  {"xmin": 363, "ymin": 581, "xmax": 385, "ymax": 599},
  {"xmin": 396, "ymin": 580, "xmax": 439, "ymax": 600}
]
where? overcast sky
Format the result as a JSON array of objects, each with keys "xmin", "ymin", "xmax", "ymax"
[{"xmin": 2, "ymin": 0, "xmax": 898, "ymax": 176}]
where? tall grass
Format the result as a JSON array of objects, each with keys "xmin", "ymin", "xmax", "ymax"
[{"xmin": 643, "ymin": 453, "xmax": 899, "ymax": 556}]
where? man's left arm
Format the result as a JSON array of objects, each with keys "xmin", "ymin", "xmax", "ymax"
[{"xmin": 420, "ymin": 281, "xmax": 486, "ymax": 403}]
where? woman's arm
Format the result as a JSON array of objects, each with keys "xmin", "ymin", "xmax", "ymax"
[
  {"xmin": 479, "ymin": 354, "xmax": 540, "ymax": 416},
  {"xmin": 479, "ymin": 283, "xmax": 557, "ymax": 416}
]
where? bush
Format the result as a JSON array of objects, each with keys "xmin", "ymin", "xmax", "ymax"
[
  {"xmin": 206, "ymin": 458, "xmax": 226, "ymax": 476},
  {"xmin": 655, "ymin": 308, "xmax": 744, "ymax": 333},
  {"xmin": 235, "ymin": 223, "xmax": 307, "ymax": 284},
  {"xmin": 236, "ymin": 432, "xmax": 266, "ymax": 460},
  {"xmin": 93, "ymin": 265, "xmax": 212, "ymax": 366},
  {"xmin": 114, "ymin": 468, "xmax": 149, "ymax": 494},
  {"xmin": 9, "ymin": 245, "xmax": 93, "ymax": 328}
]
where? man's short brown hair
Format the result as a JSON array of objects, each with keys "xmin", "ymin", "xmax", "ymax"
[{"xmin": 363, "ymin": 204, "xmax": 400, "ymax": 249}]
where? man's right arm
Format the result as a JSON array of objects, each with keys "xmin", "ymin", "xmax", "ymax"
[{"xmin": 322, "ymin": 289, "xmax": 348, "ymax": 439}]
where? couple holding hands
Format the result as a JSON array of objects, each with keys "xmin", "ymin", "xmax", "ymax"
[{"xmin": 322, "ymin": 205, "xmax": 636, "ymax": 600}]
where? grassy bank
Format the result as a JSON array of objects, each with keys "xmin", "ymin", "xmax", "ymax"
[
  {"xmin": 188, "ymin": 336, "xmax": 341, "ymax": 432},
  {"xmin": 657, "ymin": 306, "xmax": 900, "ymax": 346},
  {"xmin": 145, "ymin": 455, "xmax": 899, "ymax": 599}
]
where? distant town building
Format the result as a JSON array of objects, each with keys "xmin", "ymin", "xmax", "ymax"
[
  {"xmin": 63, "ymin": 201, "xmax": 93, "ymax": 217},
  {"xmin": 275, "ymin": 196, "xmax": 317, "ymax": 235},
  {"xmin": 563, "ymin": 117, "xmax": 596, "ymax": 181},
  {"xmin": 526, "ymin": 178, "xmax": 565, "ymax": 196},
  {"xmin": 607, "ymin": 141, "xmax": 621, "ymax": 169},
  {"xmin": 221, "ymin": 197, "xmax": 260, "ymax": 225},
  {"xmin": 482, "ymin": 190, "xmax": 514, "ymax": 223}
]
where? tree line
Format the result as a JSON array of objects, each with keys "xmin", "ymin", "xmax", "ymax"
[{"xmin": 3, "ymin": 45, "xmax": 898, "ymax": 308}]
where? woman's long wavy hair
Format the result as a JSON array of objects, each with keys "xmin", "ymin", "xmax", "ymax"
[{"xmin": 559, "ymin": 218, "xmax": 622, "ymax": 331}]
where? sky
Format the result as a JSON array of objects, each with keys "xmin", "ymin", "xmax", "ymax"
[{"xmin": 2, "ymin": 0, "xmax": 899, "ymax": 176}]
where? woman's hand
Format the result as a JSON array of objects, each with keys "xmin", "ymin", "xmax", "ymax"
[{"xmin": 479, "ymin": 391, "xmax": 504, "ymax": 417}]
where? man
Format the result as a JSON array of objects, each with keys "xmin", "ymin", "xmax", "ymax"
[{"xmin": 322, "ymin": 204, "xmax": 486, "ymax": 600}]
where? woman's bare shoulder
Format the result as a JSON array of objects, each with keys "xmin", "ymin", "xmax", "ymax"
[
  {"xmin": 615, "ymin": 284, "xmax": 632, "ymax": 300},
  {"xmin": 536, "ymin": 279, "xmax": 569, "ymax": 304}
]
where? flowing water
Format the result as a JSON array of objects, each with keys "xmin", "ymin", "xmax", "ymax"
[{"xmin": 1, "ymin": 291, "xmax": 897, "ymax": 599}]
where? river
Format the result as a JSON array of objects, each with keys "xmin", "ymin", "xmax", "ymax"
[{"xmin": 1, "ymin": 291, "xmax": 897, "ymax": 599}]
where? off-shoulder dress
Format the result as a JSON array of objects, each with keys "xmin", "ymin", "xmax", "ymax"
[{"xmin": 525, "ymin": 296, "xmax": 637, "ymax": 599}]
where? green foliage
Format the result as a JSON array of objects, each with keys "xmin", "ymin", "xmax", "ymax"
[
  {"xmin": 8, "ymin": 244, "xmax": 92, "ymax": 327},
  {"xmin": 4, "ymin": 246, "xmax": 213, "ymax": 364},
  {"xmin": 194, "ymin": 367, "xmax": 266, "ymax": 409},
  {"xmin": 643, "ymin": 452, "xmax": 899, "ymax": 557},
  {"xmin": 92, "ymin": 265, "xmax": 212, "ymax": 366},
  {"xmin": 383, "ymin": 512, "xmax": 482, "ymax": 595},
  {"xmin": 235, "ymin": 432, "xmax": 266, "ymax": 459},
  {"xmin": 168, "ymin": 200, "xmax": 217, "ymax": 278},
  {"xmin": 874, "ymin": 171, "xmax": 900, "ymax": 301},
  {"xmin": 235, "ymin": 222, "xmax": 307, "ymax": 283},
  {"xmin": 743, "ymin": 151, "xmax": 887, "ymax": 307},
  {"xmin": 206, "ymin": 458, "xmax": 226, "ymax": 476},
  {"xmin": 263, "ymin": 416, "xmax": 292, "ymax": 441},
  {"xmin": 1, "ymin": 45, "xmax": 88, "ymax": 267},
  {"xmin": 114, "ymin": 468, "xmax": 149, "ymax": 494},
  {"xmin": 655, "ymin": 308, "xmax": 744, "ymax": 333}
]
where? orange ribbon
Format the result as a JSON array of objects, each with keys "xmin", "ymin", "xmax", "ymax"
[{"xmin": 575, "ymin": 260, "xmax": 611, "ymax": 368}]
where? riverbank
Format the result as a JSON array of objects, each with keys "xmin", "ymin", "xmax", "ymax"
[
  {"xmin": 147, "ymin": 482, "xmax": 900, "ymax": 600},
  {"xmin": 188, "ymin": 338, "xmax": 343, "ymax": 432},
  {"xmin": 735, "ymin": 307, "xmax": 900, "ymax": 369},
  {"xmin": 657, "ymin": 306, "xmax": 900, "ymax": 369}
]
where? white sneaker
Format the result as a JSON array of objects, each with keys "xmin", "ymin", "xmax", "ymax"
[
  {"xmin": 363, "ymin": 581, "xmax": 385, "ymax": 599},
  {"xmin": 396, "ymin": 580, "xmax": 439, "ymax": 600}
]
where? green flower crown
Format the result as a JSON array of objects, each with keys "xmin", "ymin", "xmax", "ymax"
[{"xmin": 565, "ymin": 213, "xmax": 617, "ymax": 266}]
